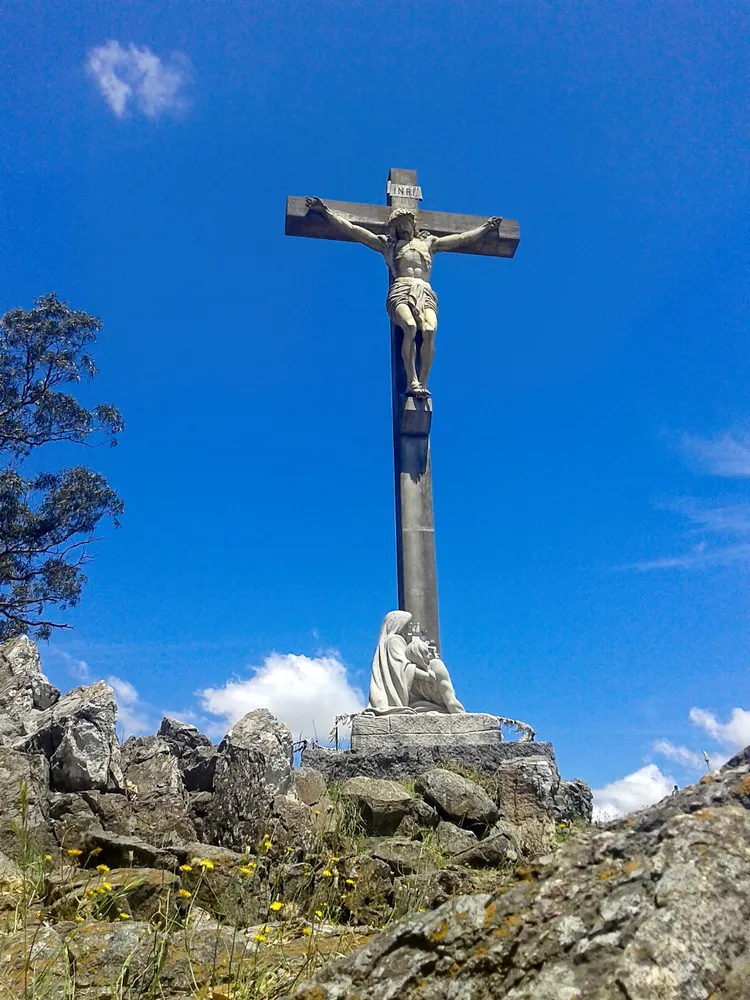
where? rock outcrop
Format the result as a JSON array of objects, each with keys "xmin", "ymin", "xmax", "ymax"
[{"xmin": 288, "ymin": 751, "xmax": 750, "ymax": 1000}]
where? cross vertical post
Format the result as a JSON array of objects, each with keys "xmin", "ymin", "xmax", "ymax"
[{"xmin": 387, "ymin": 168, "xmax": 440, "ymax": 651}]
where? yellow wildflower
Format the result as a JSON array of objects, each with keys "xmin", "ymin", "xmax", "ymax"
[
  {"xmin": 96, "ymin": 864, "xmax": 110, "ymax": 873},
  {"xmin": 345, "ymin": 878, "xmax": 356, "ymax": 885},
  {"xmin": 314, "ymin": 810, "xmax": 321, "ymax": 815},
  {"xmin": 101, "ymin": 882, "xmax": 113, "ymax": 892},
  {"xmin": 315, "ymin": 910, "xmax": 323, "ymax": 918},
  {"xmin": 418, "ymin": 908, "xmax": 426, "ymax": 913},
  {"xmin": 66, "ymin": 848, "xmax": 83, "ymax": 857},
  {"xmin": 198, "ymin": 859, "xmax": 215, "ymax": 870},
  {"xmin": 85, "ymin": 888, "xmax": 96, "ymax": 897},
  {"xmin": 322, "ymin": 870, "xmax": 332, "ymax": 878},
  {"xmin": 262, "ymin": 840, "xmax": 272, "ymax": 850},
  {"xmin": 179, "ymin": 864, "xmax": 192, "ymax": 872},
  {"xmin": 270, "ymin": 901, "xmax": 283, "ymax": 912},
  {"xmin": 286, "ymin": 846, "xmax": 294, "ymax": 852},
  {"xmin": 44, "ymin": 854, "xmax": 53, "ymax": 862},
  {"xmin": 302, "ymin": 926, "xmax": 312, "ymax": 936},
  {"xmin": 238, "ymin": 865, "xmax": 254, "ymax": 876},
  {"xmin": 178, "ymin": 888, "xmax": 192, "ymax": 899},
  {"xmin": 90, "ymin": 847, "xmax": 102, "ymax": 856},
  {"xmin": 254, "ymin": 933, "xmax": 266, "ymax": 943},
  {"xmin": 329, "ymin": 856, "xmax": 340, "ymax": 863},
  {"xmin": 74, "ymin": 915, "xmax": 85, "ymax": 923},
  {"xmin": 119, "ymin": 912, "xmax": 131, "ymax": 920}
]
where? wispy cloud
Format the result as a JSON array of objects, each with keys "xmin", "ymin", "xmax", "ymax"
[
  {"xmin": 681, "ymin": 431, "xmax": 750, "ymax": 478},
  {"xmin": 86, "ymin": 41, "xmax": 192, "ymax": 119},
  {"xmin": 632, "ymin": 429, "xmax": 750, "ymax": 570},
  {"xmin": 652, "ymin": 705, "xmax": 750, "ymax": 777}
]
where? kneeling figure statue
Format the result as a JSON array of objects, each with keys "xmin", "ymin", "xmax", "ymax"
[{"xmin": 363, "ymin": 610, "xmax": 465, "ymax": 716}]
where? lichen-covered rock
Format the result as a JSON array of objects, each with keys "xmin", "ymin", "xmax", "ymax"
[
  {"xmin": 451, "ymin": 829, "xmax": 517, "ymax": 868},
  {"xmin": 288, "ymin": 751, "xmax": 750, "ymax": 1000},
  {"xmin": 265, "ymin": 794, "xmax": 315, "ymax": 855},
  {"xmin": 339, "ymin": 776, "xmax": 413, "ymax": 836},
  {"xmin": 200, "ymin": 739, "xmax": 271, "ymax": 851},
  {"xmin": 0, "ymin": 747, "xmax": 51, "ymax": 855},
  {"xmin": 14, "ymin": 681, "xmax": 124, "ymax": 793},
  {"xmin": 371, "ymin": 838, "xmax": 439, "ymax": 876},
  {"xmin": 294, "ymin": 766, "xmax": 327, "ymax": 806},
  {"xmin": 48, "ymin": 866, "xmax": 179, "ymax": 921},
  {"xmin": 0, "ymin": 636, "xmax": 60, "ymax": 742},
  {"xmin": 225, "ymin": 708, "xmax": 293, "ymax": 795},
  {"xmin": 344, "ymin": 855, "xmax": 394, "ymax": 925},
  {"xmin": 48, "ymin": 792, "xmax": 103, "ymax": 848},
  {"xmin": 120, "ymin": 735, "xmax": 185, "ymax": 798},
  {"xmin": 415, "ymin": 768, "xmax": 499, "ymax": 831},
  {"xmin": 435, "ymin": 820, "xmax": 478, "ymax": 856},
  {"xmin": 0, "ymin": 925, "xmax": 67, "ymax": 996}
]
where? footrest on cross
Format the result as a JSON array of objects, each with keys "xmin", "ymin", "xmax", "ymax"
[{"xmin": 400, "ymin": 395, "xmax": 432, "ymax": 437}]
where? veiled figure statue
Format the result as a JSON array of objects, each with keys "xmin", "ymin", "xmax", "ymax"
[
  {"xmin": 305, "ymin": 197, "xmax": 503, "ymax": 398},
  {"xmin": 363, "ymin": 610, "xmax": 465, "ymax": 716}
]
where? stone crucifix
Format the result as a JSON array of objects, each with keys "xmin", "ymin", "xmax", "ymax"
[{"xmin": 286, "ymin": 169, "xmax": 519, "ymax": 652}]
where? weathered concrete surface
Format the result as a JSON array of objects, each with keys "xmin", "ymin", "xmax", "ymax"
[
  {"xmin": 351, "ymin": 712, "xmax": 503, "ymax": 751},
  {"xmin": 288, "ymin": 751, "xmax": 750, "ymax": 1000}
]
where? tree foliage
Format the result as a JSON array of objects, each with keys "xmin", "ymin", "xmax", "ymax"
[{"xmin": 0, "ymin": 293, "xmax": 124, "ymax": 640}]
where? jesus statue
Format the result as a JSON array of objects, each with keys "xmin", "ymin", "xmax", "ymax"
[{"xmin": 305, "ymin": 196, "xmax": 503, "ymax": 398}]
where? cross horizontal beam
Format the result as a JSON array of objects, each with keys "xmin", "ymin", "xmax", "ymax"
[{"xmin": 285, "ymin": 196, "xmax": 519, "ymax": 259}]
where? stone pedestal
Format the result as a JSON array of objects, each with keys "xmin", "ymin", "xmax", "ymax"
[{"xmin": 351, "ymin": 712, "xmax": 502, "ymax": 753}]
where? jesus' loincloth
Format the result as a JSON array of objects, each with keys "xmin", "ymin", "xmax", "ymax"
[{"xmin": 386, "ymin": 277, "xmax": 438, "ymax": 329}]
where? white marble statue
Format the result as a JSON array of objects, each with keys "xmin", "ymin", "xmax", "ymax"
[
  {"xmin": 363, "ymin": 610, "xmax": 465, "ymax": 716},
  {"xmin": 305, "ymin": 197, "xmax": 503, "ymax": 398}
]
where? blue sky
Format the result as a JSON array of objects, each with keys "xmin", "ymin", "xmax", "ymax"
[{"xmin": 2, "ymin": 0, "xmax": 748, "ymax": 815}]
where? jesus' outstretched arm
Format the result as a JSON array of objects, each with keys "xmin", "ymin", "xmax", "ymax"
[
  {"xmin": 431, "ymin": 216, "xmax": 503, "ymax": 254},
  {"xmin": 305, "ymin": 197, "xmax": 386, "ymax": 254}
]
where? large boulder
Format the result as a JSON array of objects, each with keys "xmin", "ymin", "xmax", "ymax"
[
  {"xmin": 415, "ymin": 768, "xmax": 499, "ymax": 831},
  {"xmin": 339, "ymin": 776, "xmax": 413, "ymax": 836},
  {"xmin": 199, "ymin": 739, "xmax": 273, "ymax": 851},
  {"xmin": 157, "ymin": 716, "xmax": 218, "ymax": 792},
  {"xmin": 14, "ymin": 680, "xmax": 124, "ymax": 793},
  {"xmin": 288, "ymin": 749, "xmax": 750, "ymax": 1000},
  {"xmin": 120, "ymin": 735, "xmax": 185, "ymax": 797},
  {"xmin": 224, "ymin": 708, "xmax": 294, "ymax": 795},
  {"xmin": 0, "ymin": 636, "xmax": 59, "ymax": 742}
]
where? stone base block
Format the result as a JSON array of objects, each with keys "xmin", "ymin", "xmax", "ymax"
[{"xmin": 351, "ymin": 712, "xmax": 502, "ymax": 752}]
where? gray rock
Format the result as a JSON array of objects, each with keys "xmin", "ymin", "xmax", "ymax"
[
  {"xmin": 342, "ymin": 855, "xmax": 394, "ymax": 925},
  {"xmin": 121, "ymin": 735, "xmax": 185, "ymax": 797},
  {"xmin": 48, "ymin": 792, "xmax": 103, "ymax": 848},
  {"xmin": 407, "ymin": 797, "xmax": 440, "ymax": 829},
  {"xmin": 226, "ymin": 708, "xmax": 293, "ymax": 795},
  {"xmin": 179, "ymin": 744, "xmax": 218, "ymax": 792},
  {"xmin": 15, "ymin": 680, "xmax": 124, "ymax": 793},
  {"xmin": 200, "ymin": 740, "xmax": 272, "ymax": 851},
  {"xmin": 294, "ymin": 766, "xmax": 327, "ymax": 806},
  {"xmin": 264, "ymin": 793, "xmax": 315, "ymax": 854},
  {"xmin": 0, "ymin": 925, "xmax": 67, "ymax": 996},
  {"xmin": 435, "ymin": 819, "xmax": 478, "ymax": 855},
  {"xmin": 158, "ymin": 715, "xmax": 212, "ymax": 753},
  {"xmin": 452, "ymin": 830, "xmax": 516, "ymax": 868},
  {"xmin": 0, "ymin": 636, "xmax": 59, "ymax": 734},
  {"xmin": 288, "ymin": 748, "xmax": 750, "ymax": 1000},
  {"xmin": 0, "ymin": 747, "xmax": 51, "ymax": 856},
  {"xmin": 339, "ymin": 776, "xmax": 413, "ymax": 836},
  {"xmin": 371, "ymin": 837, "xmax": 439, "ymax": 876},
  {"xmin": 415, "ymin": 768, "xmax": 499, "ymax": 830}
]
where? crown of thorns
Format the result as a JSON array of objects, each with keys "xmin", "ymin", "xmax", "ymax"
[{"xmin": 388, "ymin": 208, "xmax": 417, "ymax": 227}]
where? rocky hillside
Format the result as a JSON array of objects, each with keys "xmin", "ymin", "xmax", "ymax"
[{"xmin": 289, "ymin": 746, "xmax": 750, "ymax": 999}]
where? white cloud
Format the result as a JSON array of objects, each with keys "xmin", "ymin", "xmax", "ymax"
[
  {"xmin": 681, "ymin": 432, "xmax": 750, "ymax": 478},
  {"xmin": 689, "ymin": 706, "xmax": 750, "ymax": 751},
  {"xmin": 107, "ymin": 674, "xmax": 152, "ymax": 737},
  {"xmin": 86, "ymin": 40, "xmax": 191, "ymax": 119},
  {"xmin": 198, "ymin": 652, "xmax": 365, "ymax": 742},
  {"xmin": 592, "ymin": 764, "xmax": 675, "ymax": 821},
  {"xmin": 652, "ymin": 739, "xmax": 705, "ymax": 770}
]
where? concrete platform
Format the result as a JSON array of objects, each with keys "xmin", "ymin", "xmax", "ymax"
[{"xmin": 350, "ymin": 711, "xmax": 503, "ymax": 752}]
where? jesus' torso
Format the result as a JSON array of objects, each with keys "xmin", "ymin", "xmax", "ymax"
[{"xmin": 386, "ymin": 237, "xmax": 435, "ymax": 281}]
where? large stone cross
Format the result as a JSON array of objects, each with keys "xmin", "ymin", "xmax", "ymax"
[{"xmin": 285, "ymin": 168, "xmax": 519, "ymax": 652}]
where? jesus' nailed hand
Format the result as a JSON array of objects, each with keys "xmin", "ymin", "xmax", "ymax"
[{"xmin": 305, "ymin": 196, "xmax": 502, "ymax": 397}]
